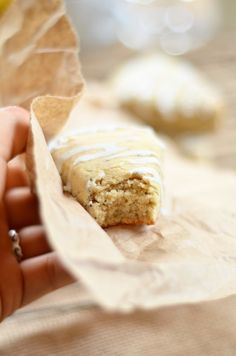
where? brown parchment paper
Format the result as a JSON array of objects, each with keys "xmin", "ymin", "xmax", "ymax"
[
  {"xmin": 27, "ymin": 89, "xmax": 236, "ymax": 312},
  {"xmin": 0, "ymin": 0, "xmax": 83, "ymax": 109}
]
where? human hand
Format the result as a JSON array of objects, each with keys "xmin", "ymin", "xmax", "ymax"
[{"xmin": 0, "ymin": 107, "xmax": 74, "ymax": 322}]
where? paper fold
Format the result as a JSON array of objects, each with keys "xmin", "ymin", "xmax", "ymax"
[
  {"xmin": 26, "ymin": 92, "xmax": 236, "ymax": 311},
  {"xmin": 2, "ymin": 0, "xmax": 236, "ymax": 312}
]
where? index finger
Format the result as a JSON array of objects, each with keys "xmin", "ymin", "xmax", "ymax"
[{"xmin": 0, "ymin": 106, "xmax": 29, "ymax": 162}]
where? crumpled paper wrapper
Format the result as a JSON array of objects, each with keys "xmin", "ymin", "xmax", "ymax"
[
  {"xmin": 2, "ymin": 0, "xmax": 236, "ymax": 312},
  {"xmin": 0, "ymin": 0, "xmax": 83, "ymax": 108},
  {"xmin": 26, "ymin": 91, "xmax": 236, "ymax": 312}
]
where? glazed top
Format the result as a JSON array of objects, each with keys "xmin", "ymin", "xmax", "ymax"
[{"xmin": 50, "ymin": 126, "xmax": 164, "ymax": 200}]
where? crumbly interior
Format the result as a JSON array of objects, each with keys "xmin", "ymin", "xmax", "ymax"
[
  {"xmin": 51, "ymin": 126, "xmax": 163, "ymax": 228},
  {"xmin": 83, "ymin": 177, "xmax": 160, "ymax": 227}
]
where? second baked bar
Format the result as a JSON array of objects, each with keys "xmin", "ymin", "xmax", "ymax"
[{"xmin": 111, "ymin": 54, "xmax": 224, "ymax": 135}]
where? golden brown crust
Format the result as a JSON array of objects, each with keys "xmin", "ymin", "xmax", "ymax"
[{"xmin": 51, "ymin": 127, "xmax": 163, "ymax": 227}]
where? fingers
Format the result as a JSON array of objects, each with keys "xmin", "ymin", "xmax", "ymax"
[
  {"xmin": 4, "ymin": 187, "xmax": 40, "ymax": 229},
  {"xmin": 0, "ymin": 156, "xmax": 8, "ymax": 200},
  {"xmin": 0, "ymin": 107, "xmax": 30, "ymax": 250},
  {"xmin": 6, "ymin": 157, "xmax": 29, "ymax": 190},
  {"xmin": 0, "ymin": 158, "xmax": 11, "ymax": 250},
  {"xmin": 19, "ymin": 225, "xmax": 51, "ymax": 260},
  {"xmin": 21, "ymin": 252, "xmax": 75, "ymax": 306},
  {"xmin": 0, "ymin": 106, "xmax": 29, "ymax": 162}
]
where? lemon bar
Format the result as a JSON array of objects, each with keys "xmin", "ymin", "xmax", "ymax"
[
  {"xmin": 112, "ymin": 54, "xmax": 224, "ymax": 135},
  {"xmin": 50, "ymin": 127, "xmax": 164, "ymax": 227}
]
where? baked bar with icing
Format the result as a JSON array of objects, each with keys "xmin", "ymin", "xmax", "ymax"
[
  {"xmin": 112, "ymin": 54, "xmax": 224, "ymax": 135},
  {"xmin": 50, "ymin": 127, "xmax": 164, "ymax": 227}
]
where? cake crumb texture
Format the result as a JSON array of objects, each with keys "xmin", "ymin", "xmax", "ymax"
[{"xmin": 51, "ymin": 126, "xmax": 163, "ymax": 227}]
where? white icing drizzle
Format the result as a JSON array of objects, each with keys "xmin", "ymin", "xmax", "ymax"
[
  {"xmin": 71, "ymin": 144, "xmax": 123, "ymax": 165},
  {"xmin": 129, "ymin": 167, "xmax": 162, "ymax": 186},
  {"xmin": 114, "ymin": 53, "xmax": 222, "ymax": 119},
  {"xmin": 50, "ymin": 125, "xmax": 164, "ymax": 148},
  {"xmin": 128, "ymin": 157, "xmax": 161, "ymax": 166},
  {"xmin": 55, "ymin": 143, "xmax": 122, "ymax": 171},
  {"xmin": 55, "ymin": 145, "xmax": 162, "ymax": 169},
  {"xmin": 105, "ymin": 149, "xmax": 160, "ymax": 161},
  {"xmin": 130, "ymin": 165, "xmax": 164, "ymax": 205},
  {"xmin": 51, "ymin": 126, "xmax": 164, "ymax": 206}
]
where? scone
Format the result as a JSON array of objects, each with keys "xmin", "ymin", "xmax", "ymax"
[
  {"xmin": 50, "ymin": 126, "xmax": 164, "ymax": 227},
  {"xmin": 111, "ymin": 54, "xmax": 224, "ymax": 135}
]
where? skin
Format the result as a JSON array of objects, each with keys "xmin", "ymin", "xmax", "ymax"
[{"xmin": 0, "ymin": 106, "xmax": 75, "ymax": 322}]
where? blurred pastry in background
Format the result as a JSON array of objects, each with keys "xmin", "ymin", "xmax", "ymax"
[{"xmin": 111, "ymin": 53, "xmax": 224, "ymax": 135}]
